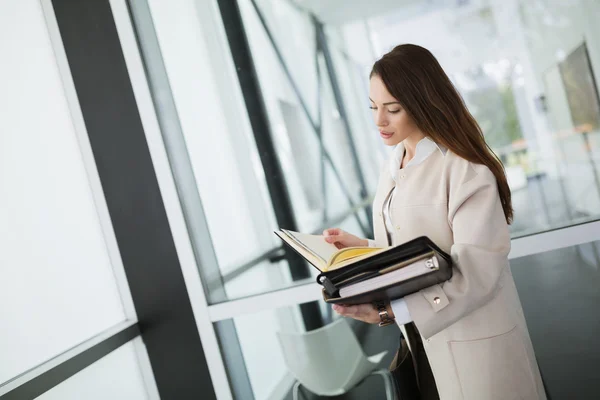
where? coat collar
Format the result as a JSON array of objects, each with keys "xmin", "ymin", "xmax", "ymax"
[{"xmin": 389, "ymin": 137, "xmax": 446, "ymax": 183}]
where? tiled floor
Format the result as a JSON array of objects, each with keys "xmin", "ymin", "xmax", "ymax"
[{"xmin": 511, "ymin": 242, "xmax": 600, "ymax": 400}]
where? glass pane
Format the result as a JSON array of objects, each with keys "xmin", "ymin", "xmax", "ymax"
[
  {"xmin": 145, "ymin": 0, "xmax": 376, "ymax": 303},
  {"xmin": 361, "ymin": 0, "xmax": 600, "ymax": 237},
  {"xmin": 221, "ymin": 212, "xmax": 366, "ymax": 301},
  {"xmin": 239, "ymin": 0, "xmax": 375, "ymax": 235},
  {"xmin": 216, "ymin": 304, "xmax": 400, "ymax": 400},
  {"xmin": 324, "ymin": 28, "xmax": 385, "ymax": 195},
  {"xmin": 37, "ymin": 341, "xmax": 149, "ymax": 400},
  {"xmin": 511, "ymin": 241, "xmax": 600, "ymax": 398},
  {"xmin": 146, "ymin": 0, "xmax": 600, "ymax": 303},
  {"xmin": 222, "ymin": 259, "xmax": 310, "ymax": 302},
  {"xmin": 145, "ymin": 0, "xmax": 302, "ymax": 304}
]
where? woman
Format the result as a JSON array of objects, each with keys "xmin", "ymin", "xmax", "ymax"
[{"xmin": 323, "ymin": 44, "xmax": 546, "ymax": 399}]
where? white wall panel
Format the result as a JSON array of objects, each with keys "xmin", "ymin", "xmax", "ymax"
[{"xmin": 0, "ymin": 0, "xmax": 126, "ymax": 383}]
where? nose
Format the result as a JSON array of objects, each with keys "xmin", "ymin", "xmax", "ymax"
[{"xmin": 375, "ymin": 109, "xmax": 388, "ymax": 128}]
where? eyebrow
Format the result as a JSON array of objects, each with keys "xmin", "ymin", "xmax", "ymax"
[{"xmin": 369, "ymin": 97, "xmax": 401, "ymax": 106}]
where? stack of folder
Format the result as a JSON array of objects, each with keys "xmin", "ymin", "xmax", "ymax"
[{"xmin": 275, "ymin": 229, "xmax": 452, "ymax": 305}]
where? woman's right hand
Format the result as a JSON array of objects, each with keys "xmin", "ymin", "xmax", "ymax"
[{"xmin": 322, "ymin": 228, "xmax": 368, "ymax": 249}]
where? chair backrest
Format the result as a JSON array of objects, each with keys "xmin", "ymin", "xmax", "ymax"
[{"xmin": 276, "ymin": 318, "xmax": 376, "ymax": 396}]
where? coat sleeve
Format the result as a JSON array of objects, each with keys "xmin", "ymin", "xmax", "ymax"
[{"xmin": 404, "ymin": 163, "xmax": 511, "ymax": 339}]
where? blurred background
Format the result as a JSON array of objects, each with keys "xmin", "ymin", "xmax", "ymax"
[{"xmin": 2, "ymin": 0, "xmax": 600, "ymax": 399}]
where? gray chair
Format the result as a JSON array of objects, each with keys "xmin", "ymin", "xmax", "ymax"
[{"xmin": 276, "ymin": 318, "xmax": 396, "ymax": 399}]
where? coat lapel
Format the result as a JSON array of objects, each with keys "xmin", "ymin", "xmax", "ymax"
[{"xmin": 373, "ymin": 143, "xmax": 401, "ymax": 247}]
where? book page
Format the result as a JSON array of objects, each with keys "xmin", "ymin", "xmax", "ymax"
[
  {"xmin": 282, "ymin": 230, "xmax": 339, "ymax": 264},
  {"xmin": 327, "ymin": 247, "xmax": 386, "ymax": 270}
]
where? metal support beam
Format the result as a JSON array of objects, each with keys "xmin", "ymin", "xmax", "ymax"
[
  {"xmin": 315, "ymin": 35, "xmax": 328, "ymax": 224},
  {"xmin": 0, "ymin": 322, "xmax": 139, "ymax": 399},
  {"xmin": 315, "ymin": 19, "xmax": 374, "ymax": 235},
  {"xmin": 126, "ymin": 0, "xmax": 227, "ymax": 305},
  {"xmin": 217, "ymin": 0, "xmax": 324, "ymax": 331}
]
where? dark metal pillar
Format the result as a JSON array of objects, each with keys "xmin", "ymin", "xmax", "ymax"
[
  {"xmin": 50, "ymin": 0, "xmax": 216, "ymax": 397},
  {"xmin": 315, "ymin": 20, "xmax": 374, "ymax": 235}
]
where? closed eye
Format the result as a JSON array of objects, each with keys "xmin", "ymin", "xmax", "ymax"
[{"xmin": 370, "ymin": 106, "xmax": 400, "ymax": 114}]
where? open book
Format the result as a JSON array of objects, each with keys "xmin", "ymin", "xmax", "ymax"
[
  {"xmin": 274, "ymin": 229, "xmax": 386, "ymax": 272},
  {"xmin": 275, "ymin": 229, "xmax": 453, "ymax": 305}
]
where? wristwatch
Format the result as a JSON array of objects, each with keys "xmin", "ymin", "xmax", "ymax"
[{"xmin": 374, "ymin": 300, "xmax": 395, "ymax": 327}]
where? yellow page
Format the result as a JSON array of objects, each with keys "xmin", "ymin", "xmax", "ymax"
[
  {"xmin": 324, "ymin": 247, "xmax": 386, "ymax": 271},
  {"xmin": 277, "ymin": 229, "xmax": 386, "ymax": 272},
  {"xmin": 327, "ymin": 247, "xmax": 381, "ymax": 267}
]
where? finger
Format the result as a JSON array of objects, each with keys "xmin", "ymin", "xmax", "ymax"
[
  {"xmin": 324, "ymin": 234, "xmax": 341, "ymax": 244},
  {"xmin": 323, "ymin": 228, "xmax": 341, "ymax": 237},
  {"xmin": 332, "ymin": 304, "xmax": 353, "ymax": 315},
  {"xmin": 333, "ymin": 304, "xmax": 375, "ymax": 323},
  {"xmin": 332, "ymin": 304, "xmax": 345, "ymax": 313}
]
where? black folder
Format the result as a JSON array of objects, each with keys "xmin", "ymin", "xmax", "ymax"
[{"xmin": 316, "ymin": 236, "xmax": 452, "ymax": 305}]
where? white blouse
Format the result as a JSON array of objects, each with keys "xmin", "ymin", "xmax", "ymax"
[{"xmin": 369, "ymin": 137, "xmax": 447, "ymax": 327}]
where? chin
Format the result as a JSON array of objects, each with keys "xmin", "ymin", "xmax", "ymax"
[{"xmin": 383, "ymin": 137, "xmax": 403, "ymax": 146}]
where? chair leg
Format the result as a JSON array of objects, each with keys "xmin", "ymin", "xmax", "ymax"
[
  {"xmin": 292, "ymin": 381, "xmax": 302, "ymax": 400},
  {"xmin": 370, "ymin": 369, "xmax": 397, "ymax": 400}
]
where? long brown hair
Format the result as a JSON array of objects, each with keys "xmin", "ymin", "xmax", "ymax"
[{"xmin": 371, "ymin": 44, "xmax": 513, "ymax": 224}]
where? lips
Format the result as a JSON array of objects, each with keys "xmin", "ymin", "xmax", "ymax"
[{"xmin": 380, "ymin": 131, "xmax": 393, "ymax": 139}]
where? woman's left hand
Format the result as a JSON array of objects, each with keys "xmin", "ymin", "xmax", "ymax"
[{"xmin": 332, "ymin": 303, "xmax": 381, "ymax": 324}]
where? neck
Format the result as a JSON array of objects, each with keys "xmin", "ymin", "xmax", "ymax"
[{"xmin": 402, "ymin": 132, "xmax": 426, "ymax": 165}]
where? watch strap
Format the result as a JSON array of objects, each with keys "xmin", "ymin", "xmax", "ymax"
[{"xmin": 375, "ymin": 300, "xmax": 395, "ymax": 327}]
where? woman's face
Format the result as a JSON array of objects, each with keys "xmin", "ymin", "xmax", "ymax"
[{"xmin": 369, "ymin": 74, "xmax": 420, "ymax": 146}]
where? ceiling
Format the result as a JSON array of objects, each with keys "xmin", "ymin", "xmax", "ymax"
[
  {"xmin": 292, "ymin": 0, "xmax": 475, "ymax": 26},
  {"xmin": 292, "ymin": 0, "xmax": 425, "ymax": 25}
]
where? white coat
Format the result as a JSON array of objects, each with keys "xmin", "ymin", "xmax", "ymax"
[{"xmin": 372, "ymin": 142, "xmax": 546, "ymax": 399}]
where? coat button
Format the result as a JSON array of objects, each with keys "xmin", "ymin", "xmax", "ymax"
[
  {"xmin": 433, "ymin": 297, "xmax": 441, "ymax": 304},
  {"xmin": 399, "ymin": 175, "xmax": 405, "ymax": 179},
  {"xmin": 396, "ymin": 226, "xmax": 401, "ymax": 230}
]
